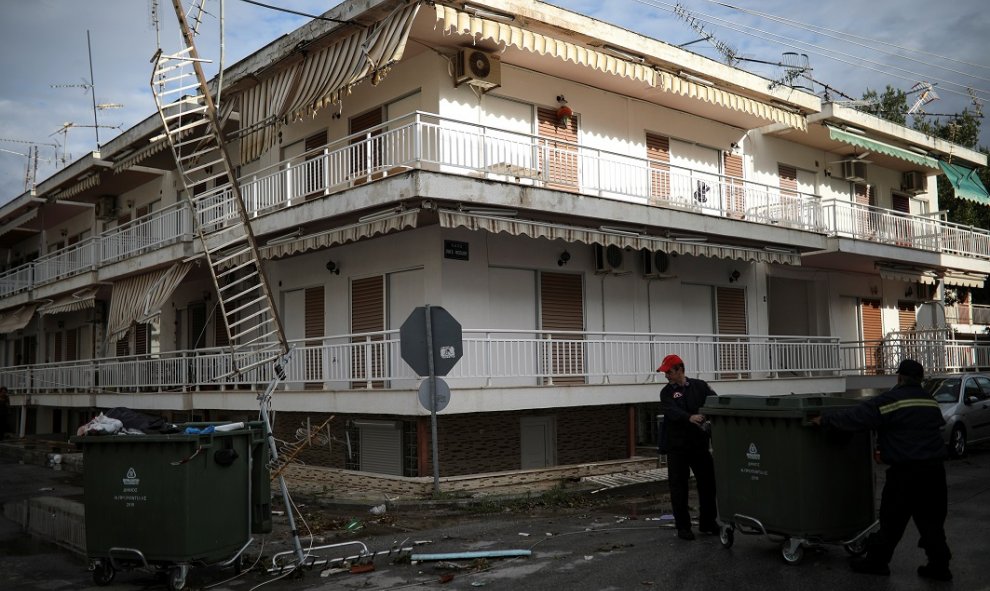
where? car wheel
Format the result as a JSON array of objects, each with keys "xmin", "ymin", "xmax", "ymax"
[{"xmin": 948, "ymin": 425, "xmax": 967, "ymax": 458}]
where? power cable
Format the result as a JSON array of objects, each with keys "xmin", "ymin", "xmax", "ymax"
[{"xmin": 235, "ymin": 0, "xmax": 356, "ymax": 24}]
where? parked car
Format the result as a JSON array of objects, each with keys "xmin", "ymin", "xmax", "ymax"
[{"xmin": 923, "ymin": 373, "xmax": 990, "ymax": 458}]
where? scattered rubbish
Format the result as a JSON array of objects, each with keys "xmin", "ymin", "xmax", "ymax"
[
  {"xmin": 214, "ymin": 422, "xmax": 244, "ymax": 432},
  {"xmin": 412, "ymin": 550, "xmax": 533, "ymax": 561},
  {"xmin": 414, "ymin": 540, "xmax": 433, "ymax": 545},
  {"xmin": 584, "ymin": 555, "xmax": 594, "ymax": 560},
  {"xmin": 320, "ymin": 567, "xmax": 347, "ymax": 577},
  {"xmin": 272, "ymin": 510, "xmax": 285, "ymax": 516},
  {"xmin": 545, "ymin": 532, "xmax": 553, "ymax": 536},
  {"xmin": 471, "ymin": 581, "xmax": 489, "ymax": 587},
  {"xmin": 345, "ymin": 519, "xmax": 363, "ymax": 532},
  {"xmin": 183, "ymin": 425, "xmax": 215, "ymax": 435},
  {"xmin": 369, "ymin": 504, "xmax": 387, "ymax": 515},
  {"xmin": 434, "ymin": 561, "xmax": 469, "ymax": 571},
  {"xmin": 439, "ymin": 574, "xmax": 455, "ymax": 583},
  {"xmin": 350, "ymin": 563, "xmax": 375, "ymax": 574},
  {"xmin": 660, "ymin": 514, "xmax": 674, "ymax": 520},
  {"xmin": 38, "ymin": 487, "xmax": 54, "ymax": 492},
  {"xmin": 517, "ymin": 532, "xmax": 530, "ymax": 537}
]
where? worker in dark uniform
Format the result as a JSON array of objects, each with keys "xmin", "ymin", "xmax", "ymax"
[
  {"xmin": 811, "ymin": 359, "xmax": 951, "ymax": 581},
  {"xmin": 658, "ymin": 354, "xmax": 718, "ymax": 541}
]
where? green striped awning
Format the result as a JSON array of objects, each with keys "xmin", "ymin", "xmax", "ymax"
[
  {"xmin": 939, "ymin": 161, "xmax": 990, "ymax": 206},
  {"xmin": 826, "ymin": 125, "xmax": 939, "ymax": 169}
]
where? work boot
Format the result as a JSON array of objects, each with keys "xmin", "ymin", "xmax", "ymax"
[
  {"xmin": 677, "ymin": 529, "xmax": 695, "ymax": 541},
  {"xmin": 917, "ymin": 564, "xmax": 952, "ymax": 581},
  {"xmin": 850, "ymin": 557, "xmax": 890, "ymax": 576},
  {"xmin": 698, "ymin": 523, "xmax": 720, "ymax": 535}
]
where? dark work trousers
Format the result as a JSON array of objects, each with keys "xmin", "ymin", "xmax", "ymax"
[
  {"xmin": 868, "ymin": 460, "xmax": 951, "ymax": 567},
  {"xmin": 666, "ymin": 445, "xmax": 717, "ymax": 531}
]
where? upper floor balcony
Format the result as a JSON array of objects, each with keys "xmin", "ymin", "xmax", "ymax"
[{"xmin": 2, "ymin": 112, "xmax": 988, "ymax": 303}]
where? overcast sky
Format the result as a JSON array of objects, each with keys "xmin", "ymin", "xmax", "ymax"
[{"xmin": 1, "ymin": 0, "xmax": 987, "ymax": 204}]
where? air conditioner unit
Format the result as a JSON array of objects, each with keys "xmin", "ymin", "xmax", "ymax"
[
  {"xmin": 641, "ymin": 249, "xmax": 674, "ymax": 279},
  {"xmin": 594, "ymin": 243, "xmax": 626, "ymax": 274},
  {"xmin": 841, "ymin": 161, "xmax": 868, "ymax": 183},
  {"xmin": 901, "ymin": 170, "xmax": 927, "ymax": 194},
  {"xmin": 455, "ymin": 49, "xmax": 501, "ymax": 91},
  {"xmin": 95, "ymin": 195, "xmax": 117, "ymax": 221}
]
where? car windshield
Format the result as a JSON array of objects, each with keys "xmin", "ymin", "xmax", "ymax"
[{"xmin": 924, "ymin": 378, "xmax": 961, "ymax": 403}]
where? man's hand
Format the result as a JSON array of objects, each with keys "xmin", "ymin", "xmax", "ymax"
[
  {"xmin": 689, "ymin": 414, "xmax": 705, "ymax": 426},
  {"xmin": 808, "ymin": 415, "xmax": 822, "ymax": 426}
]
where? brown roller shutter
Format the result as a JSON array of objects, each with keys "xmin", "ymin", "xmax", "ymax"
[
  {"xmin": 351, "ymin": 276, "xmax": 385, "ymax": 388},
  {"xmin": 861, "ymin": 299, "xmax": 883, "ymax": 374},
  {"xmin": 724, "ymin": 152, "xmax": 745, "ymax": 218},
  {"xmin": 647, "ymin": 133, "xmax": 671, "ymax": 203},
  {"xmin": 66, "ymin": 328, "xmax": 78, "ymax": 361},
  {"xmin": 50, "ymin": 332, "xmax": 64, "ymax": 363},
  {"xmin": 540, "ymin": 272, "xmax": 584, "ymax": 384},
  {"xmin": 778, "ymin": 164, "xmax": 797, "ymax": 196},
  {"xmin": 891, "ymin": 194, "xmax": 913, "ymax": 245},
  {"xmin": 538, "ymin": 106, "xmax": 579, "ymax": 191},
  {"xmin": 854, "ymin": 183, "xmax": 875, "ymax": 237},
  {"xmin": 305, "ymin": 286, "xmax": 325, "ymax": 390},
  {"xmin": 214, "ymin": 306, "xmax": 229, "ymax": 348},
  {"xmin": 897, "ymin": 301, "xmax": 916, "ymax": 332},
  {"xmin": 350, "ymin": 108, "xmax": 384, "ymax": 178},
  {"xmin": 135, "ymin": 323, "xmax": 148, "ymax": 355},
  {"xmin": 716, "ymin": 286, "xmax": 748, "ymax": 378}
]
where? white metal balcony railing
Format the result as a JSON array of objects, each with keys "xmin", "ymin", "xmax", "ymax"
[
  {"xmin": 0, "ymin": 202, "xmax": 194, "ymax": 298},
  {"xmin": 946, "ymin": 303, "xmax": 990, "ymax": 326},
  {"xmin": 3, "ymin": 112, "xmax": 990, "ymax": 300},
  {"xmin": 5, "ymin": 328, "xmax": 989, "ymax": 396},
  {"xmin": 1, "ymin": 330, "xmax": 843, "ymax": 394}
]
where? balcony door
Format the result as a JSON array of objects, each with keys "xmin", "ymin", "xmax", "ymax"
[
  {"xmin": 537, "ymin": 106, "xmax": 578, "ymax": 191},
  {"xmin": 350, "ymin": 107, "xmax": 384, "ymax": 179},
  {"xmin": 647, "ymin": 133, "xmax": 671, "ymax": 203},
  {"xmin": 861, "ymin": 298, "xmax": 883, "ymax": 374},
  {"xmin": 723, "ymin": 151, "xmax": 745, "ymax": 218},
  {"xmin": 669, "ymin": 139, "xmax": 719, "ymax": 211},
  {"xmin": 351, "ymin": 275, "xmax": 385, "ymax": 388},
  {"xmin": 716, "ymin": 286, "xmax": 748, "ymax": 378},
  {"xmin": 540, "ymin": 272, "xmax": 584, "ymax": 384}
]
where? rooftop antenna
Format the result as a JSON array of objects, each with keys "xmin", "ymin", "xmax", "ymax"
[
  {"xmin": 50, "ymin": 31, "xmax": 112, "ymax": 152},
  {"xmin": 0, "ymin": 146, "xmax": 52, "ymax": 191},
  {"xmin": 906, "ymin": 81, "xmax": 939, "ymax": 115},
  {"xmin": 48, "ymin": 122, "xmax": 122, "ymax": 165},
  {"xmin": 672, "ymin": 3, "xmax": 739, "ymax": 66}
]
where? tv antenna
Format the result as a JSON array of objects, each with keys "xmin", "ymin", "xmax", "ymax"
[
  {"xmin": 49, "ymin": 30, "xmax": 118, "ymax": 150},
  {"xmin": 906, "ymin": 82, "xmax": 939, "ymax": 115},
  {"xmin": 48, "ymin": 122, "xmax": 122, "ymax": 164},
  {"xmin": 0, "ymin": 146, "xmax": 54, "ymax": 191},
  {"xmin": 672, "ymin": 3, "xmax": 739, "ymax": 66}
]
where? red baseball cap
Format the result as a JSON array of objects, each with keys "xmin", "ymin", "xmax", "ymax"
[{"xmin": 657, "ymin": 354, "xmax": 683, "ymax": 373}]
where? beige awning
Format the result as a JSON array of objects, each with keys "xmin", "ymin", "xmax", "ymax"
[
  {"xmin": 0, "ymin": 304, "xmax": 38, "ymax": 334},
  {"xmin": 106, "ymin": 262, "xmax": 192, "ymax": 345},
  {"xmin": 53, "ymin": 174, "xmax": 101, "ymax": 200},
  {"xmin": 37, "ymin": 287, "xmax": 100, "ymax": 315},
  {"xmin": 434, "ymin": 5, "xmax": 806, "ymax": 131},
  {"xmin": 438, "ymin": 209, "xmax": 801, "ymax": 265},
  {"xmin": 877, "ymin": 265, "xmax": 939, "ymax": 285},
  {"xmin": 943, "ymin": 272, "xmax": 986, "ymax": 289},
  {"xmin": 0, "ymin": 207, "xmax": 39, "ymax": 239},
  {"xmin": 239, "ymin": 1, "xmax": 422, "ymax": 163}
]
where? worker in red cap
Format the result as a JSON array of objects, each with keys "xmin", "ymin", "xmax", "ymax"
[{"xmin": 657, "ymin": 354, "xmax": 718, "ymax": 540}]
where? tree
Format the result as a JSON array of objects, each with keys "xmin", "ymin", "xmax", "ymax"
[{"xmin": 860, "ymin": 85, "xmax": 908, "ymax": 125}]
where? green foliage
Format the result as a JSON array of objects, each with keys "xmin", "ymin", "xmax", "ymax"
[{"xmin": 859, "ymin": 85, "xmax": 908, "ymax": 125}]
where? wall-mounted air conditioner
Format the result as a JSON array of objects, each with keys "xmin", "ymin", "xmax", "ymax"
[
  {"xmin": 841, "ymin": 161, "xmax": 868, "ymax": 183},
  {"xmin": 455, "ymin": 49, "xmax": 501, "ymax": 91},
  {"xmin": 901, "ymin": 170, "xmax": 927, "ymax": 194},
  {"xmin": 594, "ymin": 243, "xmax": 627, "ymax": 274},
  {"xmin": 95, "ymin": 195, "xmax": 117, "ymax": 221},
  {"xmin": 641, "ymin": 249, "xmax": 674, "ymax": 279}
]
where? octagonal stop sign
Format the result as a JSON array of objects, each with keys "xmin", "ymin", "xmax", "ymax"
[{"xmin": 400, "ymin": 306, "xmax": 463, "ymax": 376}]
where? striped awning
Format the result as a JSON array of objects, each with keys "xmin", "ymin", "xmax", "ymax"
[
  {"xmin": 37, "ymin": 287, "xmax": 100, "ymax": 315},
  {"xmin": 438, "ymin": 209, "xmax": 801, "ymax": 266},
  {"xmin": 943, "ymin": 272, "xmax": 986, "ymax": 289},
  {"xmin": 434, "ymin": 5, "xmax": 806, "ymax": 131},
  {"xmin": 877, "ymin": 265, "xmax": 939, "ymax": 285},
  {"xmin": 53, "ymin": 174, "xmax": 101, "ymax": 200},
  {"xmin": 827, "ymin": 125, "xmax": 939, "ymax": 168},
  {"xmin": 238, "ymin": 1, "xmax": 422, "ymax": 163},
  {"xmin": 0, "ymin": 304, "xmax": 37, "ymax": 334},
  {"xmin": 106, "ymin": 262, "xmax": 192, "ymax": 345},
  {"xmin": 0, "ymin": 207, "xmax": 39, "ymax": 239}
]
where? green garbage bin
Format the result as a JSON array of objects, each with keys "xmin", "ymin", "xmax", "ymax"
[
  {"xmin": 71, "ymin": 421, "xmax": 270, "ymax": 589},
  {"xmin": 704, "ymin": 395, "xmax": 876, "ymax": 563}
]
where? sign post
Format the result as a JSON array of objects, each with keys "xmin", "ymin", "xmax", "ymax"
[{"xmin": 400, "ymin": 306, "xmax": 462, "ymax": 495}]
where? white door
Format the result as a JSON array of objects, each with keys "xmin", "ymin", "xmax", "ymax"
[
  {"xmin": 283, "ymin": 289, "xmax": 306, "ymax": 389},
  {"xmin": 490, "ymin": 267, "xmax": 537, "ymax": 386},
  {"xmin": 680, "ymin": 283, "xmax": 715, "ymax": 379}
]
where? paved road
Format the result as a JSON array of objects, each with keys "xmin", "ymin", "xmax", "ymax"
[{"xmin": 2, "ymin": 446, "xmax": 989, "ymax": 591}]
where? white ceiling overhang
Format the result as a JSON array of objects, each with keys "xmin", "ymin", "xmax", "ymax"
[{"xmin": 438, "ymin": 209, "xmax": 801, "ymax": 265}]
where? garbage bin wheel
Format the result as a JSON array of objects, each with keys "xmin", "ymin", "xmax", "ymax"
[
  {"xmin": 168, "ymin": 564, "xmax": 189, "ymax": 591},
  {"xmin": 92, "ymin": 561, "xmax": 115, "ymax": 586},
  {"xmin": 844, "ymin": 538, "xmax": 868, "ymax": 556},
  {"xmin": 719, "ymin": 525, "xmax": 734, "ymax": 548},
  {"xmin": 781, "ymin": 539, "xmax": 805, "ymax": 565}
]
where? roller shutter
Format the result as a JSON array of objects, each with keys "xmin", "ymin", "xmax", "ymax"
[{"xmin": 540, "ymin": 272, "xmax": 584, "ymax": 384}]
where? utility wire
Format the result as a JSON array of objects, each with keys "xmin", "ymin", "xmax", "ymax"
[
  {"xmin": 631, "ymin": 0, "xmax": 989, "ymax": 104},
  {"xmin": 235, "ymin": 0, "xmax": 355, "ymax": 24}
]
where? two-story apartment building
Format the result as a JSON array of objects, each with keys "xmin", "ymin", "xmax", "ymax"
[{"xmin": 1, "ymin": 0, "xmax": 988, "ymax": 477}]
